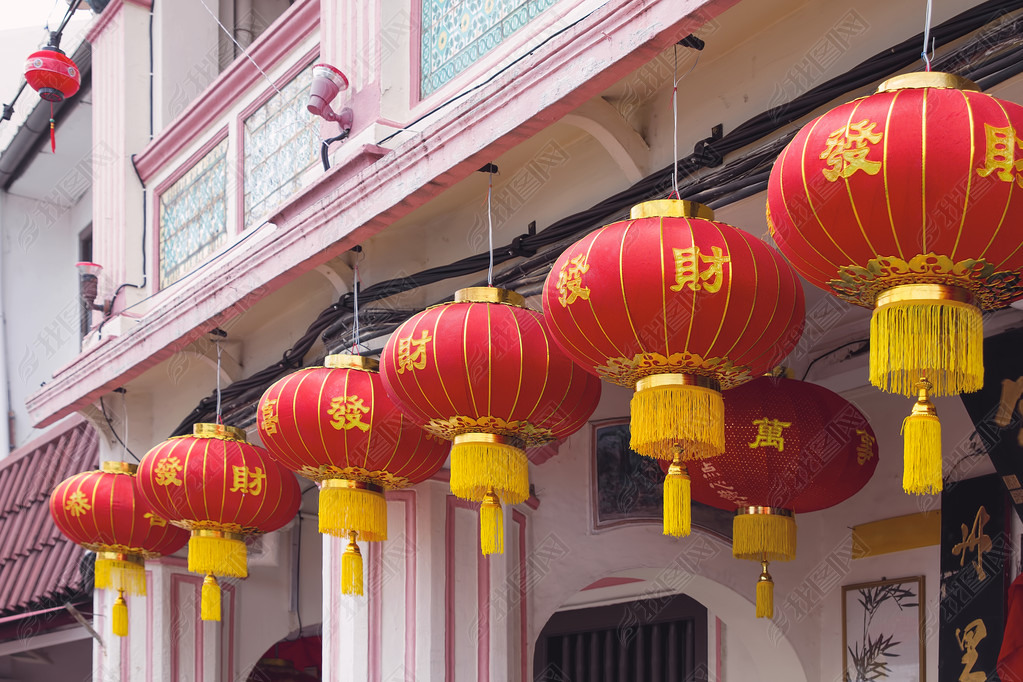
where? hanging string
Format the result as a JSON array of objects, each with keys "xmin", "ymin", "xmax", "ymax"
[
  {"xmin": 487, "ymin": 170, "xmax": 495, "ymax": 287},
  {"xmin": 670, "ymin": 45, "xmax": 701, "ymax": 200},
  {"xmin": 921, "ymin": 0, "xmax": 934, "ymax": 71},
  {"xmin": 195, "ymin": 0, "xmax": 284, "ymax": 98},
  {"xmin": 215, "ymin": 340, "xmax": 224, "ymax": 424},
  {"xmin": 121, "ymin": 389, "xmax": 130, "ymax": 461},
  {"xmin": 351, "ymin": 252, "xmax": 362, "ymax": 354}
]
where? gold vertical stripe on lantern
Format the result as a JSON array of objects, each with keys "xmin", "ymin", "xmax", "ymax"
[
  {"xmin": 630, "ymin": 374, "xmax": 724, "ymax": 461},
  {"xmin": 733, "ymin": 507, "xmax": 797, "ymax": 562}
]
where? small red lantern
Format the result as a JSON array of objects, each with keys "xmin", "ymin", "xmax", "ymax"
[
  {"xmin": 137, "ymin": 424, "xmax": 301, "ymax": 621},
  {"xmin": 543, "ymin": 199, "xmax": 805, "ymax": 535},
  {"xmin": 677, "ymin": 377, "xmax": 878, "ymax": 617},
  {"xmin": 257, "ymin": 354, "xmax": 449, "ymax": 595},
  {"xmin": 381, "ymin": 287, "xmax": 601, "ymax": 555},
  {"xmin": 767, "ymin": 72, "xmax": 1023, "ymax": 494},
  {"xmin": 24, "ymin": 46, "xmax": 81, "ymax": 152},
  {"xmin": 49, "ymin": 461, "xmax": 188, "ymax": 637}
]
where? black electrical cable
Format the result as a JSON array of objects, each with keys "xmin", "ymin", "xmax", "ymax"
[
  {"xmin": 172, "ymin": 0, "xmax": 1023, "ymax": 433},
  {"xmin": 320, "ymin": 129, "xmax": 351, "ymax": 171},
  {"xmin": 800, "ymin": 340, "xmax": 870, "ymax": 381},
  {"xmin": 99, "ymin": 395, "xmax": 140, "ymax": 462}
]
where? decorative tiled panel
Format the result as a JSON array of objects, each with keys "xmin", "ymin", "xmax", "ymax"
[
  {"xmin": 159, "ymin": 138, "xmax": 229, "ymax": 287},
  {"xmin": 244, "ymin": 62, "xmax": 319, "ymax": 227},
  {"xmin": 420, "ymin": 0, "xmax": 560, "ymax": 97}
]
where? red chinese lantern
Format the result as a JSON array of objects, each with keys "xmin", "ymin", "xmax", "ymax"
[
  {"xmin": 767, "ymin": 72, "xmax": 1023, "ymax": 495},
  {"xmin": 49, "ymin": 461, "xmax": 188, "ymax": 636},
  {"xmin": 677, "ymin": 377, "xmax": 878, "ymax": 617},
  {"xmin": 23, "ymin": 46, "xmax": 81, "ymax": 152},
  {"xmin": 542, "ymin": 199, "xmax": 805, "ymax": 535},
  {"xmin": 381, "ymin": 287, "xmax": 601, "ymax": 555},
  {"xmin": 256, "ymin": 354, "xmax": 449, "ymax": 595},
  {"xmin": 137, "ymin": 424, "xmax": 300, "ymax": 621}
]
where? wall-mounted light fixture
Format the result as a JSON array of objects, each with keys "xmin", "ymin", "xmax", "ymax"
[{"xmin": 307, "ymin": 64, "xmax": 353, "ymax": 131}]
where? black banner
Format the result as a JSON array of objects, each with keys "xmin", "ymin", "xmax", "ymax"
[{"xmin": 939, "ymin": 474, "xmax": 1011, "ymax": 682}]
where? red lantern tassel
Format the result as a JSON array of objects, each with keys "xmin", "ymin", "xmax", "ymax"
[{"xmin": 49, "ymin": 103, "xmax": 55, "ymax": 153}]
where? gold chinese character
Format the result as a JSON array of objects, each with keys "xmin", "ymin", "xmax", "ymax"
[
  {"xmin": 396, "ymin": 331, "xmax": 432, "ymax": 374},
  {"xmin": 956, "ymin": 618, "xmax": 987, "ymax": 682},
  {"xmin": 976, "ymin": 124, "xmax": 1023, "ymax": 186},
  {"xmin": 819, "ymin": 119, "xmax": 883, "ymax": 181},
  {"xmin": 327, "ymin": 395, "xmax": 371, "ymax": 432},
  {"xmin": 748, "ymin": 418, "xmax": 793, "ymax": 451},
  {"xmin": 952, "ymin": 506, "xmax": 992, "ymax": 582},
  {"xmin": 855, "ymin": 429, "xmax": 876, "ymax": 465},
  {"xmin": 144, "ymin": 512, "xmax": 167, "ymax": 527},
  {"xmin": 64, "ymin": 490, "xmax": 91, "ymax": 517},
  {"xmin": 229, "ymin": 466, "xmax": 266, "ymax": 496},
  {"xmin": 261, "ymin": 398, "xmax": 279, "ymax": 436},
  {"xmin": 995, "ymin": 376, "xmax": 1023, "ymax": 446},
  {"xmin": 669, "ymin": 245, "xmax": 731, "ymax": 294},
  {"xmin": 555, "ymin": 254, "xmax": 591, "ymax": 307},
  {"xmin": 154, "ymin": 457, "xmax": 184, "ymax": 487}
]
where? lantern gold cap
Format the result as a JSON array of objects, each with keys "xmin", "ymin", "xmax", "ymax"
[
  {"xmin": 876, "ymin": 72, "xmax": 980, "ymax": 93},
  {"xmin": 101, "ymin": 461, "xmax": 137, "ymax": 475},
  {"xmin": 454, "ymin": 287, "xmax": 525, "ymax": 307},
  {"xmin": 325, "ymin": 354, "xmax": 380, "ymax": 372},
  {"xmin": 735, "ymin": 506, "xmax": 794, "ymax": 518},
  {"xmin": 631, "ymin": 199, "xmax": 715, "ymax": 221},
  {"xmin": 193, "ymin": 423, "xmax": 247, "ymax": 442}
]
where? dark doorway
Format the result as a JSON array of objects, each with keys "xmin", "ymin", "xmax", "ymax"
[{"xmin": 534, "ymin": 592, "xmax": 708, "ymax": 681}]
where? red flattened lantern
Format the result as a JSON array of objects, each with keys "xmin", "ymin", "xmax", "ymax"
[
  {"xmin": 678, "ymin": 377, "xmax": 878, "ymax": 617},
  {"xmin": 542, "ymin": 199, "xmax": 805, "ymax": 535},
  {"xmin": 767, "ymin": 72, "xmax": 1023, "ymax": 495},
  {"xmin": 49, "ymin": 461, "xmax": 188, "ymax": 636},
  {"xmin": 137, "ymin": 424, "xmax": 300, "ymax": 621},
  {"xmin": 24, "ymin": 46, "xmax": 81, "ymax": 152},
  {"xmin": 381, "ymin": 287, "xmax": 601, "ymax": 555},
  {"xmin": 257, "ymin": 354, "xmax": 449, "ymax": 595}
]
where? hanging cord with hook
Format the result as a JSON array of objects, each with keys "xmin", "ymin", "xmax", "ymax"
[
  {"xmin": 487, "ymin": 170, "xmax": 496, "ymax": 286},
  {"xmin": 922, "ymin": 0, "xmax": 934, "ymax": 70},
  {"xmin": 671, "ymin": 44, "xmax": 702, "ymax": 199},
  {"xmin": 351, "ymin": 251, "xmax": 363, "ymax": 354},
  {"xmin": 215, "ymin": 339, "xmax": 224, "ymax": 424}
]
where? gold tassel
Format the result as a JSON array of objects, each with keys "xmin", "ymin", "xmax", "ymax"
[
  {"xmin": 662, "ymin": 456, "xmax": 691, "ymax": 538},
  {"xmin": 450, "ymin": 434, "xmax": 530, "ymax": 504},
  {"xmin": 480, "ymin": 488, "xmax": 504, "ymax": 555},
  {"xmin": 901, "ymin": 379, "xmax": 943, "ymax": 495},
  {"xmin": 870, "ymin": 290, "xmax": 983, "ymax": 397},
  {"xmin": 95, "ymin": 556, "xmax": 147, "ymax": 596},
  {"xmin": 733, "ymin": 509, "xmax": 797, "ymax": 562},
  {"xmin": 188, "ymin": 532, "xmax": 248, "ymax": 579},
  {"xmin": 341, "ymin": 533, "xmax": 364, "ymax": 596},
  {"xmin": 200, "ymin": 574, "xmax": 221, "ymax": 622},
  {"xmin": 112, "ymin": 590, "xmax": 128, "ymax": 637},
  {"xmin": 630, "ymin": 376, "xmax": 724, "ymax": 461},
  {"xmin": 756, "ymin": 561, "xmax": 774, "ymax": 619},
  {"xmin": 319, "ymin": 483, "xmax": 388, "ymax": 541}
]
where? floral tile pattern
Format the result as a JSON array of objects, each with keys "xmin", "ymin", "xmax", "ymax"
[
  {"xmin": 419, "ymin": 0, "xmax": 560, "ymax": 97},
  {"xmin": 244, "ymin": 62, "xmax": 319, "ymax": 227},
  {"xmin": 159, "ymin": 138, "xmax": 229, "ymax": 287}
]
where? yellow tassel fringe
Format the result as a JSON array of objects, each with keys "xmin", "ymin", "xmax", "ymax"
[
  {"xmin": 201, "ymin": 574, "xmax": 221, "ymax": 622},
  {"xmin": 95, "ymin": 558, "xmax": 147, "ymax": 596},
  {"xmin": 630, "ymin": 383, "xmax": 724, "ymax": 460},
  {"xmin": 870, "ymin": 297, "xmax": 983, "ymax": 396},
  {"xmin": 756, "ymin": 564, "xmax": 774, "ymax": 619},
  {"xmin": 733, "ymin": 512, "xmax": 797, "ymax": 562},
  {"xmin": 319, "ymin": 485, "xmax": 388, "ymax": 541},
  {"xmin": 450, "ymin": 440, "xmax": 529, "ymax": 504},
  {"xmin": 480, "ymin": 490, "xmax": 504, "ymax": 555},
  {"xmin": 902, "ymin": 418, "xmax": 942, "ymax": 496},
  {"xmin": 663, "ymin": 461, "xmax": 691, "ymax": 538},
  {"xmin": 188, "ymin": 534, "xmax": 248, "ymax": 579},
  {"xmin": 112, "ymin": 591, "xmax": 128, "ymax": 637},
  {"xmin": 341, "ymin": 536, "xmax": 364, "ymax": 596}
]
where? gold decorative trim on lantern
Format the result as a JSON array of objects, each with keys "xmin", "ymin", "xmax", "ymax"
[
  {"xmin": 454, "ymin": 287, "xmax": 526, "ymax": 307},
  {"xmin": 95, "ymin": 551, "xmax": 145, "ymax": 568},
  {"xmin": 82, "ymin": 542, "xmax": 165, "ymax": 559},
  {"xmin": 630, "ymin": 199, "xmax": 716, "ymax": 220},
  {"xmin": 596, "ymin": 351, "xmax": 751, "ymax": 389},
  {"xmin": 320, "ymin": 478, "xmax": 385, "ymax": 495},
  {"xmin": 324, "ymin": 354, "xmax": 380, "ymax": 372},
  {"xmin": 828, "ymin": 254, "xmax": 1023, "ymax": 310},
  {"xmin": 101, "ymin": 461, "xmax": 138, "ymax": 475},
  {"xmin": 424, "ymin": 415, "xmax": 552, "ymax": 446},
  {"xmin": 636, "ymin": 373, "xmax": 722, "ymax": 393},
  {"xmin": 876, "ymin": 72, "xmax": 980, "ymax": 93},
  {"xmin": 190, "ymin": 423, "xmax": 247, "ymax": 442},
  {"xmin": 170, "ymin": 519, "xmax": 262, "ymax": 535},
  {"xmin": 297, "ymin": 464, "xmax": 410, "ymax": 489}
]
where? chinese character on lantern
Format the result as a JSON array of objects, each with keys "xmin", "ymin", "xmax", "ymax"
[
  {"xmin": 555, "ymin": 254, "xmax": 591, "ymax": 307},
  {"xmin": 327, "ymin": 395, "xmax": 371, "ymax": 432},
  {"xmin": 669, "ymin": 245, "xmax": 731, "ymax": 293},
  {"xmin": 976, "ymin": 124, "xmax": 1023, "ymax": 185},
  {"xmin": 261, "ymin": 398, "xmax": 280, "ymax": 435},
  {"xmin": 229, "ymin": 466, "xmax": 266, "ymax": 496},
  {"xmin": 396, "ymin": 331, "xmax": 432, "ymax": 374},
  {"xmin": 748, "ymin": 418, "xmax": 793, "ymax": 451},
  {"xmin": 65, "ymin": 490, "xmax": 91, "ymax": 516},
  {"xmin": 819, "ymin": 119, "xmax": 883, "ymax": 181},
  {"xmin": 154, "ymin": 457, "xmax": 184, "ymax": 487}
]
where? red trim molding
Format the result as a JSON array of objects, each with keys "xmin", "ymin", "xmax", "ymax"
[{"xmin": 133, "ymin": 0, "xmax": 319, "ymax": 183}]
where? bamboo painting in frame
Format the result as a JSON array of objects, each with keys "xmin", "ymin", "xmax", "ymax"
[{"xmin": 842, "ymin": 576, "xmax": 925, "ymax": 682}]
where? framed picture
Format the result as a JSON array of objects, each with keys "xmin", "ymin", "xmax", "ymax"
[
  {"xmin": 590, "ymin": 418, "xmax": 732, "ymax": 539},
  {"xmin": 842, "ymin": 576, "xmax": 925, "ymax": 682}
]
